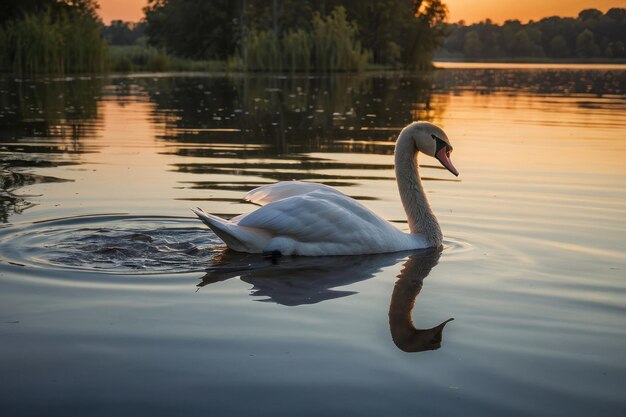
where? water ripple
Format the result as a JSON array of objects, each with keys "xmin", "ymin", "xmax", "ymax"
[
  {"xmin": 0, "ymin": 214, "xmax": 478, "ymax": 282},
  {"xmin": 0, "ymin": 214, "xmax": 224, "ymax": 276}
]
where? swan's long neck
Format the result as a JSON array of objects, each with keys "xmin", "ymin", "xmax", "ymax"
[
  {"xmin": 388, "ymin": 251, "xmax": 452, "ymax": 352},
  {"xmin": 394, "ymin": 128, "xmax": 443, "ymax": 247}
]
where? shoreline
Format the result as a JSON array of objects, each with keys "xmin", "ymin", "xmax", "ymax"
[
  {"xmin": 3, "ymin": 61, "xmax": 626, "ymax": 78},
  {"xmin": 433, "ymin": 61, "xmax": 626, "ymax": 70}
]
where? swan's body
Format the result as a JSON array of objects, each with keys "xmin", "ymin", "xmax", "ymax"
[
  {"xmin": 193, "ymin": 184, "xmax": 428, "ymax": 256},
  {"xmin": 193, "ymin": 122, "xmax": 458, "ymax": 256}
]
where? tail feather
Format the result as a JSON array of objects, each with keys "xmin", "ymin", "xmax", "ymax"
[{"xmin": 191, "ymin": 208, "xmax": 268, "ymax": 253}]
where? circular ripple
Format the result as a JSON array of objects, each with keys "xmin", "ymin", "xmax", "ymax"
[
  {"xmin": 442, "ymin": 235, "xmax": 474, "ymax": 260},
  {"xmin": 0, "ymin": 214, "xmax": 225, "ymax": 275},
  {"xmin": 0, "ymin": 214, "xmax": 481, "ymax": 278}
]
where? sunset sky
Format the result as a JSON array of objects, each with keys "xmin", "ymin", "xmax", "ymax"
[{"xmin": 98, "ymin": 0, "xmax": 626, "ymax": 24}]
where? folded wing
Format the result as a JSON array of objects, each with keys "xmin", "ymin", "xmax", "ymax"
[
  {"xmin": 244, "ymin": 181, "xmax": 344, "ymax": 206},
  {"xmin": 237, "ymin": 189, "xmax": 406, "ymax": 254}
]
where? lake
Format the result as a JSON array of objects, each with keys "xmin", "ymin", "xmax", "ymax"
[{"xmin": 1, "ymin": 63, "xmax": 625, "ymax": 416}]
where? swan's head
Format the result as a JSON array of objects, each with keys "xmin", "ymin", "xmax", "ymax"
[
  {"xmin": 391, "ymin": 317, "xmax": 455, "ymax": 353},
  {"xmin": 408, "ymin": 122, "xmax": 459, "ymax": 177}
]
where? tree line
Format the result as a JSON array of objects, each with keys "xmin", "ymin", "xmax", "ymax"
[
  {"xmin": 1, "ymin": 0, "xmax": 449, "ymax": 74},
  {"xmin": 440, "ymin": 8, "xmax": 626, "ymax": 60},
  {"xmin": 3, "ymin": 1, "xmax": 625, "ymax": 76},
  {"xmin": 143, "ymin": 0, "xmax": 448, "ymax": 71}
]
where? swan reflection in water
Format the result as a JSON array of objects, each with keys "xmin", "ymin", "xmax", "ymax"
[{"xmin": 198, "ymin": 248, "xmax": 453, "ymax": 352}]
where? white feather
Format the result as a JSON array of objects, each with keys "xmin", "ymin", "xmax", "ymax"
[{"xmin": 244, "ymin": 181, "xmax": 343, "ymax": 206}]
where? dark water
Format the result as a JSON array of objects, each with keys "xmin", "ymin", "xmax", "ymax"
[{"xmin": 1, "ymin": 64, "xmax": 626, "ymax": 416}]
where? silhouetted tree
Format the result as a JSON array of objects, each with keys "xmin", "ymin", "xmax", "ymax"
[
  {"xmin": 578, "ymin": 9, "xmax": 602, "ymax": 21},
  {"xmin": 102, "ymin": 20, "xmax": 146, "ymax": 45},
  {"xmin": 144, "ymin": 0, "xmax": 238, "ymax": 60},
  {"xmin": 576, "ymin": 28, "xmax": 599, "ymax": 57},
  {"xmin": 510, "ymin": 30, "xmax": 535, "ymax": 56},
  {"xmin": 142, "ymin": 0, "xmax": 448, "ymax": 70},
  {"xmin": 463, "ymin": 31, "xmax": 482, "ymax": 57},
  {"xmin": 549, "ymin": 35, "xmax": 570, "ymax": 58},
  {"xmin": 606, "ymin": 40, "xmax": 625, "ymax": 58},
  {"xmin": 437, "ymin": 7, "xmax": 626, "ymax": 61}
]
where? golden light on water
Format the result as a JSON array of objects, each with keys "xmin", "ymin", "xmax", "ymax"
[{"xmin": 1, "ymin": 60, "xmax": 626, "ymax": 414}]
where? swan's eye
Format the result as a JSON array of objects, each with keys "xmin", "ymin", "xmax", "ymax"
[{"xmin": 432, "ymin": 134, "xmax": 447, "ymax": 153}]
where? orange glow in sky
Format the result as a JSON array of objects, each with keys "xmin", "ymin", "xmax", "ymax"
[
  {"xmin": 97, "ymin": 0, "xmax": 625, "ymax": 24},
  {"xmin": 99, "ymin": 0, "xmax": 147, "ymax": 23},
  {"xmin": 445, "ymin": 0, "xmax": 625, "ymax": 23}
]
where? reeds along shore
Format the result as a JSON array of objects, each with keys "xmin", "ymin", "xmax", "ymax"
[
  {"xmin": 0, "ymin": 8, "xmax": 372, "ymax": 75},
  {"xmin": 0, "ymin": 11, "xmax": 107, "ymax": 75},
  {"xmin": 243, "ymin": 8, "xmax": 371, "ymax": 73}
]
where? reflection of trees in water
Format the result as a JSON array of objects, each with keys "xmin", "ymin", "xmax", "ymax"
[
  {"xmin": 139, "ymin": 73, "xmax": 449, "ymax": 195},
  {"xmin": 0, "ymin": 77, "xmax": 102, "ymax": 129},
  {"xmin": 0, "ymin": 77, "xmax": 104, "ymax": 221},
  {"xmin": 142, "ymin": 69, "xmax": 623, "ymax": 161},
  {"xmin": 145, "ymin": 69, "xmax": 625, "ymax": 160},
  {"xmin": 0, "ymin": 170, "xmax": 73, "ymax": 223},
  {"xmin": 434, "ymin": 68, "xmax": 626, "ymax": 96},
  {"xmin": 142, "ymin": 72, "xmax": 444, "ymax": 156}
]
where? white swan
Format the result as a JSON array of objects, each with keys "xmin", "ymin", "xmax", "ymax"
[{"xmin": 192, "ymin": 121, "xmax": 458, "ymax": 256}]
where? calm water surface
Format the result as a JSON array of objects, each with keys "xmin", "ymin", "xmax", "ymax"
[{"xmin": 1, "ymin": 64, "xmax": 625, "ymax": 416}]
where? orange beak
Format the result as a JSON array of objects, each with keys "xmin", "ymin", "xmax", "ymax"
[{"xmin": 435, "ymin": 147, "xmax": 459, "ymax": 177}]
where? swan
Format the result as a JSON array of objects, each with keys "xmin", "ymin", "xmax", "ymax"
[{"xmin": 192, "ymin": 121, "xmax": 458, "ymax": 256}]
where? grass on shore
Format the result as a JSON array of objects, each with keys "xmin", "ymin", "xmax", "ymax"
[{"xmin": 107, "ymin": 45, "xmax": 227, "ymax": 72}]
